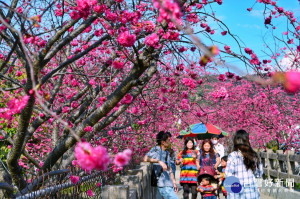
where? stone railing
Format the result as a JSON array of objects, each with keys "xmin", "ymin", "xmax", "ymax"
[
  {"xmin": 257, "ymin": 149, "xmax": 300, "ymax": 183},
  {"xmin": 101, "ymin": 162, "xmax": 159, "ymax": 199},
  {"xmin": 256, "ymin": 149, "xmax": 300, "ymax": 199}
]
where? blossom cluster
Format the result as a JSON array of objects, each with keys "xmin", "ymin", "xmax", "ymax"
[
  {"xmin": 0, "ymin": 95, "xmax": 30, "ymax": 120},
  {"xmin": 74, "ymin": 142, "xmax": 110, "ymax": 171},
  {"xmin": 75, "ymin": 142, "xmax": 132, "ymax": 171},
  {"xmin": 211, "ymin": 87, "xmax": 229, "ymax": 100},
  {"xmin": 153, "ymin": 0, "xmax": 182, "ymax": 23}
]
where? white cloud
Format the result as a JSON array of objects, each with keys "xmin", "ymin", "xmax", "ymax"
[
  {"xmin": 248, "ymin": 10, "xmax": 264, "ymax": 18},
  {"xmin": 277, "ymin": 51, "xmax": 300, "ymax": 71},
  {"xmin": 237, "ymin": 23, "xmax": 262, "ymax": 30}
]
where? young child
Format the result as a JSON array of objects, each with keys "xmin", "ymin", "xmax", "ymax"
[
  {"xmin": 215, "ymin": 156, "xmax": 228, "ymax": 198},
  {"xmin": 197, "ymin": 177, "xmax": 217, "ymax": 199}
]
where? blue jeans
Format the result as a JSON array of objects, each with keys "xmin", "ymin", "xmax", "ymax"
[{"xmin": 158, "ymin": 187, "xmax": 179, "ymax": 199}]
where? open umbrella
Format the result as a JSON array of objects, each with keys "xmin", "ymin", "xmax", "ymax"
[{"xmin": 178, "ymin": 123, "xmax": 228, "ymax": 140}]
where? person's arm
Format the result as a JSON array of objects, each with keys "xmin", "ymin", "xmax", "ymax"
[
  {"xmin": 143, "ymin": 148, "xmax": 168, "ymax": 171},
  {"xmin": 196, "ymin": 150, "xmax": 200, "ymax": 170},
  {"xmin": 169, "ymin": 167, "xmax": 178, "ymax": 192},
  {"xmin": 220, "ymin": 144, "xmax": 225, "ymax": 158},
  {"xmin": 175, "ymin": 151, "xmax": 183, "ymax": 165},
  {"xmin": 214, "ymin": 156, "xmax": 220, "ymax": 170},
  {"xmin": 196, "ymin": 159, "xmax": 200, "ymax": 170},
  {"xmin": 143, "ymin": 155, "xmax": 159, "ymax": 163}
]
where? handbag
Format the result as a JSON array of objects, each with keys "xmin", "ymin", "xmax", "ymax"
[
  {"xmin": 151, "ymin": 168, "xmax": 159, "ymax": 186},
  {"xmin": 150, "ymin": 149, "xmax": 168, "ymax": 187}
]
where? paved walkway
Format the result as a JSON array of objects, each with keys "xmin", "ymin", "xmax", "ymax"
[{"xmin": 174, "ymin": 166, "xmax": 274, "ymax": 199}]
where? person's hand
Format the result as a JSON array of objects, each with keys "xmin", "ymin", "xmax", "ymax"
[
  {"xmin": 158, "ymin": 161, "xmax": 168, "ymax": 171},
  {"xmin": 192, "ymin": 151, "xmax": 197, "ymax": 159},
  {"xmin": 179, "ymin": 158, "xmax": 183, "ymax": 163},
  {"xmin": 197, "ymin": 165, "xmax": 200, "ymax": 170},
  {"xmin": 214, "ymin": 175, "xmax": 218, "ymax": 179},
  {"xmin": 199, "ymin": 188, "xmax": 204, "ymax": 192},
  {"xmin": 216, "ymin": 170, "xmax": 220, "ymax": 174},
  {"xmin": 173, "ymin": 183, "xmax": 178, "ymax": 193}
]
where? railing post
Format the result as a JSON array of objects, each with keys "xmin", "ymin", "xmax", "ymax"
[
  {"xmin": 276, "ymin": 150, "xmax": 283, "ymax": 179},
  {"xmin": 266, "ymin": 149, "xmax": 272, "ymax": 179},
  {"xmin": 286, "ymin": 150, "xmax": 294, "ymax": 190}
]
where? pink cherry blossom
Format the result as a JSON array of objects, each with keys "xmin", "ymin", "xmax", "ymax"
[
  {"xmin": 70, "ymin": 175, "xmax": 80, "ymax": 184},
  {"xmin": 113, "ymin": 149, "xmax": 132, "ymax": 167},
  {"xmin": 221, "ymin": 31, "xmax": 227, "ymax": 35},
  {"xmin": 62, "ymin": 107, "xmax": 70, "ymax": 113},
  {"xmin": 218, "ymin": 74, "xmax": 227, "ymax": 82},
  {"xmin": 84, "ymin": 126, "xmax": 93, "ymax": 132},
  {"xmin": 145, "ymin": 33, "xmax": 160, "ymax": 48},
  {"xmin": 112, "ymin": 61, "xmax": 124, "ymax": 69},
  {"xmin": 16, "ymin": 70, "xmax": 23, "ymax": 77},
  {"xmin": 87, "ymin": 189, "xmax": 94, "ymax": 197},
  {"xmin": 284, "ymin": 71, "xmax": 300, "ymax": 93},
  {"xmin": 224, "ymin": 45, "xmax": 231, "ymax": 53},
  {"xmin": 144, "ymin": 21, "xmax": 155, "ymax": 32},
  {"xmin": 244, "ymin": 47, "xmax": 253, "ymax": 55},
  {"xmin": 72, "ymin": 160, "xmax": 78, "ymax": 166},
  {"xmin": 17, "ymin": 7, "xmax": 23, "ymax": 13},
  {"xmin": 75, "ymin": 142, "xmax": 110, "ymax": 171},
  {"xmin": 265, "ymin": 16, "xmax": 272, "ymax": 25},
  {"xmin": 211, "ymin": 87, "xmax": 229, "ymax": 100},
  {"xmin": 117, "ymin": 31, "xmax": 136, "ymax": 47},
  {"xmin": 121, "ymin": 93, "xmax": 133, "ymax": 104}
]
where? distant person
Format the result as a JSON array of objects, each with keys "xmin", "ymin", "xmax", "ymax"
[
  {"xmin": 225, "ymin": 130, "xmax": 263, "ymax": 199},
  {"xmin": 143, "ymin": 131, "xmax": 179, "ymax": 199},
  {"xmin": 215, "ymin": 156, "xmax": 228, "ymax": 198},
  {"xmin": 176, "ymin": 137, "xmax": 200, "ymax": 199},
  {"xmin": 193, "ymin": 137, "xmax": 201, "ymax": 151},
  {"xmin": 211, "ymin": 135, "xmax": 225, "ymax": 166}
]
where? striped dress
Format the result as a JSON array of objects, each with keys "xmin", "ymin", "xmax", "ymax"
[{"xmin": 177, "ymin": 149, "xmax": 200, "ymax": 184}]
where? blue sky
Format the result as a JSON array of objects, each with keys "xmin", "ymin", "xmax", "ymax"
[{"xmin": 198, "ymin": 0, "xmax": 300, "ymax": 75}]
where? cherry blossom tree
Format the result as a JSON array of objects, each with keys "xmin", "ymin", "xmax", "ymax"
[{"xmin": 0, "ymin": 0, "xmax": 300, "ymax": 192}]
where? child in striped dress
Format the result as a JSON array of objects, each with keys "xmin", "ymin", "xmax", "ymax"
[
  {"xmin": 177, "ymin": 137, "xmax": 200, "ymax": 199},
  {"xmin": 197, "ymin": 177, "xmax": 217, "ymax": 199}
]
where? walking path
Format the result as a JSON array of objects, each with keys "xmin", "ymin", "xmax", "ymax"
[{"xmin": 174, "ymin": 166, "xmax": 274, "ymax": 199}]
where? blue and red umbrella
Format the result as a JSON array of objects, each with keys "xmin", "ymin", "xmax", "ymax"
[{"xmin": 178, "ymin": 123, "xmax": 228, "ymax": 140}]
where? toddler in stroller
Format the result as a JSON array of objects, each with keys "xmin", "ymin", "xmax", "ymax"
[{"xmin": 197, "ymin": 166, "xmax": 219, "ymax": 199}]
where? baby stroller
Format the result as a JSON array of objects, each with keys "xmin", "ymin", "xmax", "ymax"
[{"xmin": 197, "ymin": 166, "xmax": 220, "ymax": 199}]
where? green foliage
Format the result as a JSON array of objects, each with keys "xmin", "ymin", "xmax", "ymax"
[
  {"xmin": 0, "ymin": 122, "xmax": 17, "ymax": 163},
  {"xmin": 131, "ymin": 123, "xmax": 141, "ymax": 131},
  {"xmin": 265, "ymin": 140, "xmax": 279, "ymax": 152},
  {"xmin": 0, "ymin": 145, "xmax": 10, "ymax": 161}
]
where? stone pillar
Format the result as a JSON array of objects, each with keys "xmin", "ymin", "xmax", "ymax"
[
  {"xmin": 126, "ymin": 169, "xmax": 143, "ymax": 198},
  {"xmin": 266, "ymin": 149, "xmax": 272, "ymax": 179},
  {"xmin": 101, "ymin": 185, "xmax": 129, "ymax": 199},
  {"xmin": 286, "ymin": 150, "xmax": 295, "ymax": 190},
  {"xmin": 276, "ymin": 150, "xmax": 283, "ymax": 179},
  {"xmin": 121, "ymin": 175, "xmax": 141, "ymax": 198},
  {"xmin": 140, "ymin": 162, "xmax": 153, "ymax": 199}
]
